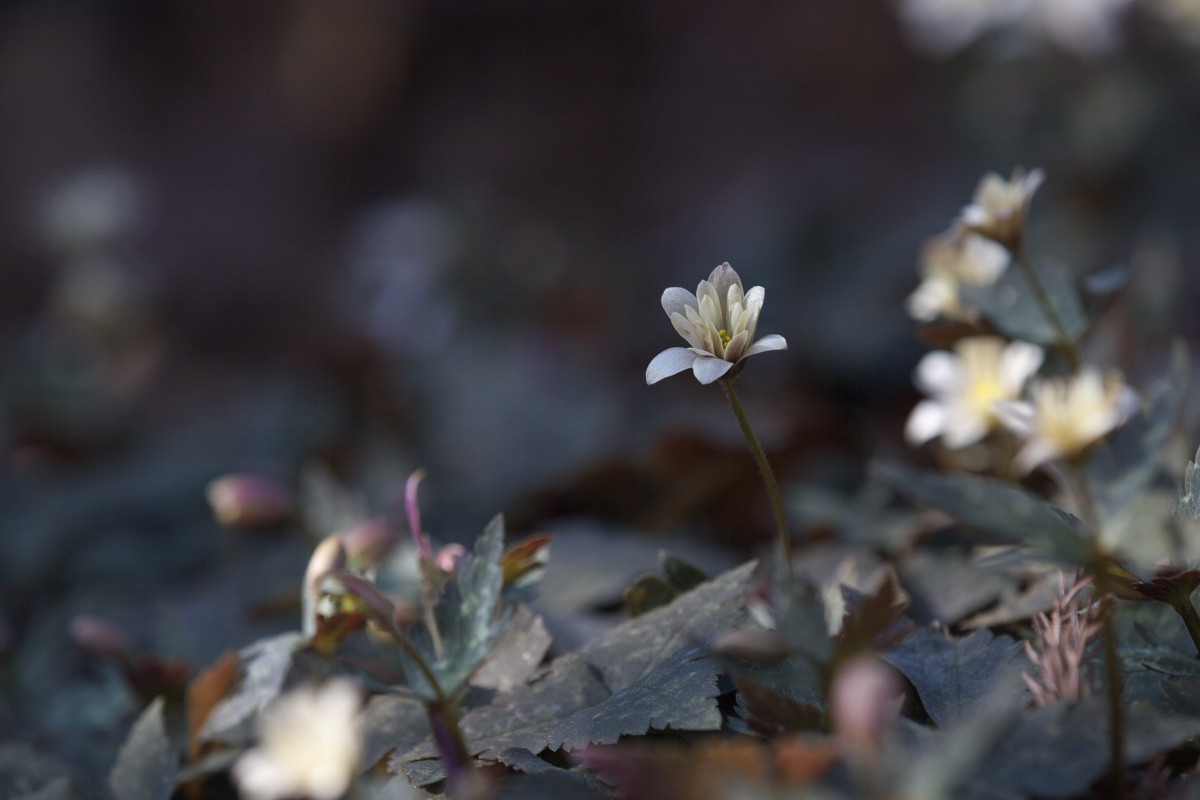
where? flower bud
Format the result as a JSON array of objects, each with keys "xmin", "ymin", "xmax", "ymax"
[
  {"xmin": 339, "ymin": 517, "xmax": 399, "ymax": 569},
  {"xmin": 831, "ymin": 657, "xmax": 903, "ymax": 755},
  {"xmin": 207, "ymin": 474, "xmax": 293, "ymax": 531}
]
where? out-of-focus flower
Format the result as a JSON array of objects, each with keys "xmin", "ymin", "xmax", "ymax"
[
  {"xmin": 646, "ymin": 262, "xmax": 787, "ymax": 385},
  {"xmin": 1000, "ymin": 366, "xmax": 1139, "ymax": 473},
  {"xmin": 39, "ymin": 165, "xmax": 141, "ymax": 255},
  {"xmin": 831, "ymin": 657, "xmax": 904, "ymax": 754},
  {"xmin": 906, "ymin": 336, "xmax": 1044, "ymax": 448},
  {"xmin": 207, "ymin": 474, "xmax": 294, "ymax": 531},
  {"xmin": 233, "ymin": 679, "xmax": 363, "ymax": 800},
  {"xmin": 1151, "ymin": 0, "xmax": 1200, "ymax": 42},
  {"xmin": 906, "ymin": 229, "xmax": 1009, "ymax": 321},
  {"xmin": 1026, "ymin": 0, "xmax": 1136, "ymax": 56},
  {"xmin": 304, "ymin": 535, "xmax": 348, "ymax": 637},
  {"xmin": 960, "ymin": 168, "xmax": 1045, "ymax": 251},
  {"xmin": 895, "ymin": 0, "xmax": 1028, "ymax": 56},
  {"xmin": 1023, "ymin": 573, "xmax": 1101, "ymax": 706}
]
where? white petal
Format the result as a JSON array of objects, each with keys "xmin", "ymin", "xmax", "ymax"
[
  {"xmin": 1000, "ymin": 341, "xmax": 1044, "ymax": 390},
  {"xmin": 742, "ymin": 334, "xmax": 787, "ymax": 357},
  {"xmin": 670, "ymin": 312, "xmax": 705, "ymax": 350},
  {"xmin": 1012, "ymin": 438, "xmax": 1060, "ymax": 476},
  {"xmin": 696, "ymin": 280, "xmax": 721, "ymax": 322},
  {"xmin": 905, "ymin": 400, "xmax": 946, "ymax": 445},
  {"xmin": 913, "ymin": 351, "xmax": 961, "ymax": 395},
  {"xmin": 724, "ymin": 329, "xmax": 751, "ymax": 361},
  {"xmin": 662, "ymin": 287, "xmax": 699, "ymax": 319},
  {"xmin": 940, "ymin": 411, "xmax": 988, "ymax": 449},
  {"xmin": 709, "ymin": 262, "xmax": 742, "ymax": 306},
  {"xmin": 692, "ymin": 355, "xmax": 735, "ymax": 384},
  {"xmin": 646, "ymin": 347, "xmax": 697, "ymax": 384},
  {"xmin": 996, "ymin": 400, "xmax": 1035, "ymax": 437}
]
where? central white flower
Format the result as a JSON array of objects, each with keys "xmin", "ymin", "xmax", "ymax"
[
  {"xmin": 233, "ymin": 679, "xmax": 363, "ymax": 800},
  {"xmin": 1000, "ymin": 367, "xmax": 1139, "ymax": 474},
  {"xmin": 906, "ymin": 336, "xmax": 1044, "ymax": 449},
  {"xmin": 646, "ymin": 262, "xmax": 787, "ymax": 385},
  {"xmin": 960, "ymin": 167, "xmax": 1045, "ymax": 250},
  {"xmin": 907, "ymin": 229, "xmax": 1009, "ymax": 322}
]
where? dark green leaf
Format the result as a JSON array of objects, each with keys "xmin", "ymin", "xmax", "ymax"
[
  {"xmin": 659, "ymin": 553, "xmax": 709, "ymax": 593},
  {"xmin": 733, "ymin": 676, "xmax": 825, "ymax": 736},
  {"xmin": 199, "ymin": 631, "xmax": 303, "ymax": 742},
  {"xmin": 493, "ymin": 748, "xmax": 610, "ymax": 799},
  {"xmin": 13, "ymin": 777, "xmax": 73, "ymax": 800},
  {"xmin": 623, "ymin": 576, "xmax": 677, "ymax": 617},
  {"xmin": 883, "ymin": 627, "xmax": 1025, "ymax": 728},
  {"xmin": 961, "ymin": 258, "xmax": 1086, "ymax": 347},
  {"xmin": 108, "ymin": 697, "xmax": 177, "ymax": 800},
  {"xmin": 873, "ymin": 461, "xmax": 1090, "ymax": 565},
  {"xmin": 390, "ymin": 561, "xmax": 757, "ymax": 779},
  {"xmin": 361, "ymin": 694, "xmax": 429, "ymax": 771},
  {"xmin": 469, "ymin": 603, "xmax": 553, "ymax": 693}
]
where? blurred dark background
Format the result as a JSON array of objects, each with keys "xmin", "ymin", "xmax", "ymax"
[{"xmin": 2, "ymin": 1, "xmax": 1200, "ymax": 794}]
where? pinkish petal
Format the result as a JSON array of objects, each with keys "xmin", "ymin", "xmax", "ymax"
[
  {"xmin": 724, "ymin": 329, "xmax": 751, "ymax": 361},
  {"xmin": 646, "ymin": 347, "xmax": 698, "ymax": 384},
  {"xmin": 708, "ymin": 262, "xmax": 742, "ymax": 305},
  {"xmin": 692, "ymin": 355, "xmax": 735, "ymax": 384},
  {"xmin": 742, "ymin": 334, "xmax": 787, "ymax": 357}
]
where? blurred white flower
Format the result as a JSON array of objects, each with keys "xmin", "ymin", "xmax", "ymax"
[
  {"xmin": 896, "ymin": 0, "xmax": 1029, "ymax": 55},
  {"xmin": 646, "ymin": 262, "xmax": 787, "ymax": 385},
  {"xmin": 906, "ymin": 229, "xmax": 1009, "ymax": 321},
  {"xmin": 39, "ymin": 165, "xmax": 141, "ymax": 254},
  {"xmin": 906, "ymin": 336, "xmax": 1044, "ymax": 448},
  {"xmin": 1001, "ymin": 366, "xmax": 1139, "ymax": 473},
  {"xmin": 1151, "ymin": 0, "xmax": 1200, "ymax": 42},
  {"xmin": 1026, "ymin": 0, "xmax": 1136, "ymax": 56},
  {"xmin": 234, "ymin": 679, "xmax": 363, "ymax": 800},
  {"xmin": 960, "ymin": 167, "xmax": 1044, "ymax": 251}
]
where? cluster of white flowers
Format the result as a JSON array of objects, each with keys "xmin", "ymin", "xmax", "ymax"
[
  {"xmin": 895, "ymin": 0, "xmax": 1137, "ymax": 57},
  {"xmin": 906, "ymin": 169, "xmax": 1139, "ymax": 474}
]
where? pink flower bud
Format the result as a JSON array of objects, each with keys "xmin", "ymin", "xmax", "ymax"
[
  {"xmin": 339, "ymin": 517, "xmax": 398, "ymax": 568},
  {"xmin": 434, "ymin": 543, "xmax": 468, "ymax": 573},
  {"xmin": 831, "ymin": 657, "xmax": 903, "ymax": 754},
  {"xmin": 207, "ymin": 474, "xmax": 293, "ymax": 530}
]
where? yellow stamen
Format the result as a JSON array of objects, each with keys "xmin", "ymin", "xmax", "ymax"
[{"xmin": 719, "ymin": 329, "xmax": 732, "ymax": 346}]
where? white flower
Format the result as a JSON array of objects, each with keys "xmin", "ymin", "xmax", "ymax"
[
  {"xmin": 960, "ymin": 168, "xmax": 1044, "ymax": 251},
  {"xmin": 646, "ymin": 262, "xmax": 787, "ymax": 385},
  {"xmin": 233, "ymin": 680, "xmax": 363, "ymax": 800},
  {"xmin": 906, "ymin": 229, "xmax": 1009, "ymax": 321},
  {"xmin": 1025, "ymin": 0, "xmax": 1136, "ymax": 56},
  {"xmin": 896, "ymin": 0, "xmax": 1029, "ymax": 55},
  {"xmin": 1001, "ymin": 367, "xmax": 1139, "ymax": 474},
  {"xmin": 906, "ymin": 336, "xmax": 1044, "ymax": 448}
]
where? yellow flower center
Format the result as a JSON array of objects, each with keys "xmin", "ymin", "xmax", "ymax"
[{"xmin": 719, "ymin": 329, "xmax": 732, "ymax": 346}]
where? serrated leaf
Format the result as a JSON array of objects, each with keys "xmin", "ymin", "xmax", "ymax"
[
  {"xmin": 361, "ymin": 694, "xmax": 429, "ymax": 772},
  {"xmin": 469, "ymin": 603, "xmax": 553, "ymax": 693},
  {"xmin": 108, "ymin": 697, "xmax": 177, "ymax": 800},
  {"xmin": 883, "ymin": 627, "xmax": 1026, "ymax": 728},
  {"xmin": 733, "ymin": 676, "xmax": 825, "ymax": 736},
  {"xmin": 961, "ymin": 258, "xmax": 1086, "ymax": 347},
  {"xmin": 873, "ymin": 461, "xmax": 1090, "ymax": 565},
  {"xmin": 390, "ymin": 561, "xmax": 757, "ymax": 781},
  {"xmin": 493, "ymin": 748, "xmax": 609, "ymax": 800},
  {"xmin": 199, "ymin": 631, "xmax": 304, "ymax": 742},
  {"xmin": 400, "ymin": 514, "xmax": 507, "ymax": 698}
]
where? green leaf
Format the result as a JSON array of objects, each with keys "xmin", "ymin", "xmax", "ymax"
[
  {"xmin": 361, "ymin": 694, "xmax": 429, "ymax": 772},
  {"xmin": 390, "ymin": 561, "xmax": 757, "ymax": 782},
  {"xmin": 623, "ymin": 575, "xmax": 677, "ymax": 617},
  {"xmin": 883, "ymin": 627, "xmax": 1026, "ymax": 729},
  {"xmin": 199, "ymin": 631, "xmax": 304, "ymax": 742},
  {"xmin": 961, "ymin": 258, "xmax": 1086, "ymax": 347},
  {"xmin": 469, "ymin": 603, "xmax": 553, "ymax": 694},
  {"xmin": 660, "ymin": 552, "xmax": 709, "ymax": 593},
  {"xmin": 873, "ymin": 461, "xmax": 1090, "ymax": 565},
  {"xmin": 108, "ymin": 697, "xmax": 178, "ymax": 800},
  {"xmin": 400, "ymin": 514, "xmax": 507, "ymax": 698}
]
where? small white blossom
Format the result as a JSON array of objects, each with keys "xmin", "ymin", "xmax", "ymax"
[
  {"xmin": 1001, "ymin": 366, "xmax": 1139, "ymax": 474},
  {"xmin": 907, "ymin": 336, "xmax": 1044, "ymax": 448},
  {"xmin": 896, "ymin": 0, "xmax": 1029, "ymax": 55},
  {"xmin": 234, "ymin": 680, "xmax": 363, "ymax": 800},
  {"xmin": 646, "ymin": 262, "xmax": 787, "ymax": 385},
  {"xmin": 907, "ymin": 229, "xmax": 1009, "ymax": 321},
  {"xmin": 1025, "ymin": 0, "xmax": 1136, "ymax": 56},
  {"xmin": 960, "ymin": 167, "xmax": 1045, "ymax": 251}
]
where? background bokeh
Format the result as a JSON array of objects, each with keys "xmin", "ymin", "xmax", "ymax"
[{"xmin": 2, "ymin": 1, "xmax": 1199, "ymax": 794}]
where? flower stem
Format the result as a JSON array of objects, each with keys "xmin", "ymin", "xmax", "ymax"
[
  {"xmin": 720, "ymin": 377, "xmax": 793, "ymax": 580},
  {"xmin": 1013, "ymin": 247, "xmax": 1080, "ymax": 369}
]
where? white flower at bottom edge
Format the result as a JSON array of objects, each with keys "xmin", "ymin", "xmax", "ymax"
[
  {"xmin": 233, "ymin": 679, "xmax": 363, "ymax": 800},
  {"xmin": 906, "ymin": 336, "xmax": 1045, "ymax": 449},
  {"xmin": 1000, "ymin": 366, "xmax": 1140, "ymax": 475},
  {"xmin": 646, "ymin": 262, "xmax": 787, "ymax": 385}
]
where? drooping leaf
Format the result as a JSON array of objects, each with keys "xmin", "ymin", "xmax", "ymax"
[
  {"xmin": 199, "ymin": 631, "xmax": 304, "ymax": 742},
  {"xmin": 873, "ymin": 461, "xmax": 1090, "ymax": 565},
  {"xmin": 390, "ymin": 561, "xmax": 757, "ymax": 782},
  {"xmin": 108, "ymin": 697, "xmax": 178, "ymax": 800},
  {"xmin": 961, "ymin": 257, "xmax": 1087, "ymax": 347},
  {"xmin": 883, "ymin": 627, "xmax": 1026, "ymax": 729}
]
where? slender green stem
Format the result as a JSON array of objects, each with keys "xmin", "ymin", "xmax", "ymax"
[
  {"xmin": 1169, "ymin": 596, "xmax": 1200, "ymax": 658},
  {"xmin": 1067, "ymin": 461, "xmax": 1125, "ymax": 798},
  {"xmin": 719, "ymin": 377, "xmax": 793, "ymax": 579},
  {"xmin": 1013, "ymin": 247, "xmax": 1080, "ymax": 369}
]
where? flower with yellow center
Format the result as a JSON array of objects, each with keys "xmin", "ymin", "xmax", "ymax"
[
  {"xmin": 906, "ymin": 336, "xmax": 1044, "ymax": 449},
  {"xmin": 906, "ymin": 228, "xmax": 1009, "ymax": 321},
  {"xmin": 646, "ymin": 262, "xmax": 787, "ymax": 385},
  {"xmin": 1001, "ymin": 367, "xmax": 1139, "ymax": 474},
  {"xmin": 233, "ymin": 679, "xmax": 363, "ymax": 800},
  {"xmin": 960, "ymin": 167, "xmax": 1045, "ymax": 251}
]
